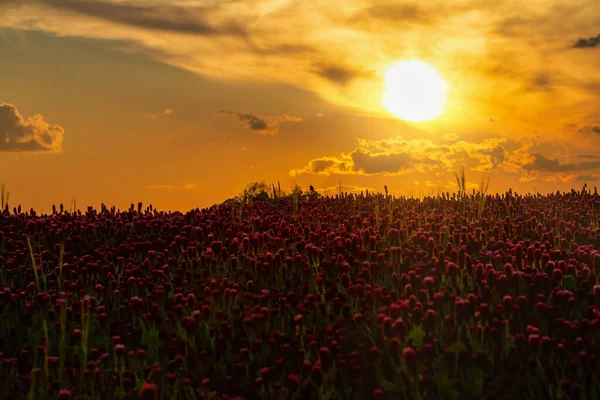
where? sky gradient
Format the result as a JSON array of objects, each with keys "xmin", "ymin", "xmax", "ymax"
[{"xmin": 1, "ymin": 0, "xmax": 599, "ymax": 211}]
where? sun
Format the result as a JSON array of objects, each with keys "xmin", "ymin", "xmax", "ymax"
[{"xmin": 382, "ymin": 60, "xmax": 448, "ymax": 122}]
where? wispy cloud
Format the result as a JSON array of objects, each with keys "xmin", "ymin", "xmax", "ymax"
[
  {"xmin": 523, "ymin": 154, "xmax": 600, "ymax": 173},
  {"xmin": 2, "ymin": 0, "xmax": 598, "ymax": 124},
  {"xmin": 38, "ymin": 0, "xmax": 247, "ymax": 37},
  {"xmin": 143, "ymin": 108, "xmax": 173, "ymax": 119},
  {"xmin": 0, "ymin": 103, "xmax": 64, "ymax": 153},
  {"xmin": 312, "ymin": 64, "xmax": 373, "ymax": 86},
  {"xmin": 218, "ymin": 110, "xmax": 302, "ymax": 135}
]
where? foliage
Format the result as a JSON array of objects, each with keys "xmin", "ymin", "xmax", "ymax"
[{"xmin": 0, "ymin": 185, "xmax": 598, "ymax": 399}]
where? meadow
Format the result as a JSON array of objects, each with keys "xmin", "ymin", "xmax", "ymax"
[{"xmin": 1, "ymin": 186, "xmax": 599, "ymax": 399}]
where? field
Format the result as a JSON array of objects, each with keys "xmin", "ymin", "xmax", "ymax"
[{"xmin": 1, "ymin": 189, "xmax": 599, "ymax": 400}]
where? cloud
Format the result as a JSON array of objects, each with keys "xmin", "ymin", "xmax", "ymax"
[
  {"xmin": 291, "ymin": 134, "xmax": 600, "ymax": 183},
  {"xmin": 524, "ymin": 73, "xmax": 553, "ymax": 92},
  {"xmin": 2, "ymin": 0, "xmax": 600, "ymax": 126},
  {"xmin": 143, "ymin": 108, "xmax": 173, "ymax": 119},
  {"xmin": 291, "ymin": 151, "xmax": 418, "ymax": 177},
  {"xmin": 574, "ymin": 174, "xmax": 599, "ymax": 182},
  {"xmin": 313, "ymin": 64, "xmax": 371, "ymax": 86},
  {"xmin": 350, "ymin": 148, "xmax": 412, "ymax": 174},
  {"xmin": 524, "ymin": 153, "xmax": 600, "ymax": 173},
  {"xmin": 477, "ymin": 146, "xmax": 506, "ymax": 170},
  {"xmin": 290, "ymin": 136, "xmax": 514, "ymax": 177},
  {"xmin": 542, "ymin": 173, "xmax": 577, "ymax": 183},
  {"xmin": 218, "ymin": 111, "xmax": 302, "ymax": 135},
  {"xmin": 524, "ymin": 154, "xmax": 563, "ymax": 172},
  {"xmin": 309, "ymin": 159, "xmax": 338, "ymax": 173},
  {"xmin": 578, "ymin": 125, "xmax": 600, "ymax": 135},
  {"xmin": 355, "ymin": 136, "xmax": 512, "ymax": 173},
  {"xmin": 361, "ymin": 3, "xmax": 434, "ymax": 24},
  {"xmin": 0, "ymin": 103, "xmax": 64, "ymax": 152},
  {"xmin": 441, "ymin": 133, "xmax": 459, "ymax": 141},
  {"xmin": 573, "ymin": 34, "xmax": 600, "ymax": 48},
  {"xmin": 519, "ymin": 170, "xmax": 539, "ymax": 183},
  {"xmin": 578, "ymin": 154, "xmax": 600, "ymax": 159},
  {"xmin": 40, "ymin": 0, "xmax": 246, "ymax": 37},
  {"xmin": 146, "ymin": 183, "xmax": 198, "ymax": 190},
  {"xmin": 348, "ymin": 1, "xmax": 479, "ymax": 28}
]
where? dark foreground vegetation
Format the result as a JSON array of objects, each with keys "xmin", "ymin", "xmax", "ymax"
[{"xmin": 1, "ymin": 187, "xmax": 600, "ymax": 399}]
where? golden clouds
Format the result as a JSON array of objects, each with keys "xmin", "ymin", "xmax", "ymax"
[
  {"xmin": 289, "ymin": 135, "xmax": 580, "ymax": 182},
  {"xmin": 1, "ymin": 0, "xmax": 596, "ymax": 125},
  {"xmin": 0, "ymin": 103, "xmax": 64, "ymax": 153},
  {"xmin": 291, "ymin": 130, "xmax": 600, "ymax": 186}
]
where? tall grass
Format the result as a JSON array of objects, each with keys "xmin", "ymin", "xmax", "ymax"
[
  {"xmin": 453, "ymin": 167, "xmax": 491, "ymax": 218},
  {"xmin": 477, "ymin": 176, "xmax": 490, "ymax": 219},
  {"xmin": 293, "ymin": 192, "xmax": 298, "ymax": 219},
  {"xmin": 453, "ymin": 166, "xmax": 467, "ymax": 198},
  {"xmin": 1, "ymin": 183, "xmax": 9, "ymax": 210},
  {"xmin": 374, "ymin": 195, "xmax": 380, "ymax": 230},
  {"xmin": 27, "ymin": 236, "xmax": 42, "ymax": 292}
]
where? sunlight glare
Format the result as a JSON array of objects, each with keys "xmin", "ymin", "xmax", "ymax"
[{"xmin": 382, "ymin": 60, "xmax": 448, "ymax": 122}]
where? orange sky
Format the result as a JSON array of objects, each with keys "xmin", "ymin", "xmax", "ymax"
[{"xmin": 1, "ymin": 0, "xmax": 599, "ymax": 211}]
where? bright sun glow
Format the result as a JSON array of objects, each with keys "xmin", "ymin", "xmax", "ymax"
[{"xmin": 382, "ymin": 60, "xmax": 448, "ymax": 122}]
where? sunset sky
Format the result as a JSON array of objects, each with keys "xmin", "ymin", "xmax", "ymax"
[{"xmin": 1, "ymin": 0, "xmax": 599, "ymax": 211}]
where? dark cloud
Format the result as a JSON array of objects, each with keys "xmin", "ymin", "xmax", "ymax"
[
  {"xmin": 574, "ymin": 174, "xmax": 599, "ymax": 182},
  {"xmin": 578, "ymin": 125, "xmax": 600, "ymax": 135},
  {"xmin": 0, "ymin": 103, "xmax": 64, "ymax": 152},
  {"xmin": 219, "ymin": 111, "xmax": 268, "ymax": 131},
  {"xmin": 313, "ymin": 64, "xmax": 371, "ymax": 86},
  {"xmin": 311, "ymin": 159, "xmax": 336, "ymax": 173},
  {"xmin": 350, "ymin": 148, "xmax": 412, "ymax": 174},
  {"xmin": 518, "ymin": 72, "xmax": 575, "ymax": 94},
  {"xmin": 218, "ymin": 111, "xmax": 302, "ymax": 135},
  {"xmin": 524, "ymin": 153, "xmax": 600, "ymax": 172},
  {"xmin": 42, "ymin": 0, "xmax": 246, "ymax": 37},
  {"xmin": 579, "ymin": 154, "xmax": 600, "ymax": 159},
  {"xmin": 525, "ymin": 154, "xmax": 563, "ymax": 172},
  {"xmin": 573, "ymin": 34, "xmax": 600, "ymax": 48},
  {"xmin": 527, "ymin": 73, "xmax": 552, "ymax": 91},
  {"xmin": 297, "ymin": 158, "xmax": 351, "ymax": 175},
  {"xmin": 481, "ymin": 146, "xmax": 506, "ymax": 168}
]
